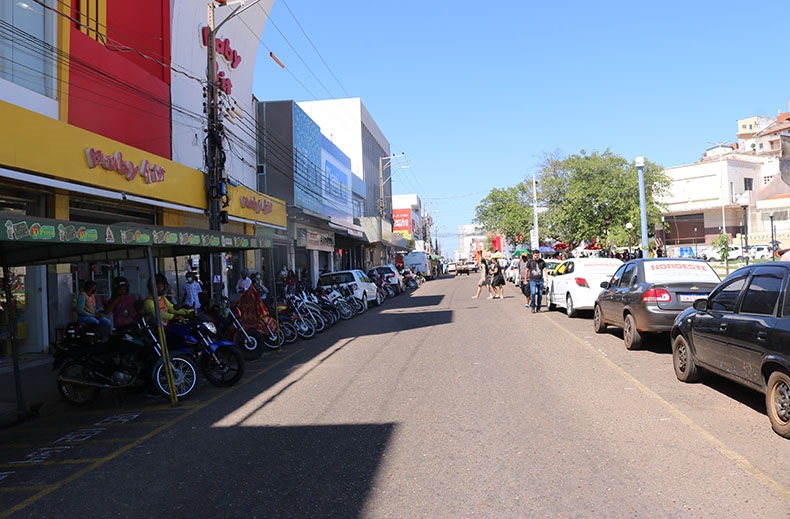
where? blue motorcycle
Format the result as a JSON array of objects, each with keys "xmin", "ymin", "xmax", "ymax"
[{"xmin": 165, "ymin": 316, "xmax": 245, "ymax": 387}]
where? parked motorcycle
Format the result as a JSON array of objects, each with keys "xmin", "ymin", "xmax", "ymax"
[
  {"xmin": 54, "ymin": 318, "xmax": 198, "ymax": 406},
  {"xmin": 165, "ymin": 316, "xmax": 245, "ymax": 387}
]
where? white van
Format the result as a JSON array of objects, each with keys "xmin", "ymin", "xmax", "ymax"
[{"xmin": 403, "ymin": 251, "xmax": 432, "ymax": 279}]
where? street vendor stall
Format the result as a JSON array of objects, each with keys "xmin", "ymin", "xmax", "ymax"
[{"xmin": 0, "ymin": 212, "xmax": 267, "ymax": 422}]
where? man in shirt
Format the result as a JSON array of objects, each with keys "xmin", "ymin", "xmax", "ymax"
[
  {"xmin": 526, "ymin": 251, "xmax": 547, "ymax": 313},
  {"xmin": 76, "ymin": 280, "xmax": 112, "ymax": 339}
]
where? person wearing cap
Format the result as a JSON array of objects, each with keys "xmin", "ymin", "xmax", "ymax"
[
  {"xmin": 181, "ymin": 271, "xmax": 202, "ymax": 311},
  {"xmin": 143, "ymin": 274, "xmax": 191, "ymax": 325},
  {"xmin": 104, "ymin": 276, "xmax": 139, "ymax": 330}
]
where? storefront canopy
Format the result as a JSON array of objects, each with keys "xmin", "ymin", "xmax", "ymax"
[
  {"xmin": 0, "ymin": 212, "xmax": 266, "ymax": 267},
  {"xmin": 0, "ymin": 211, "xmax": 270, "ymax": 422}
]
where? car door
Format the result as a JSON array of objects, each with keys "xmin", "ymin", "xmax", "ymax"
[
  {"xmin": 550, "ymin": 261, "xmax": 571, "ymax": 306},
  {"xmin": 690, "ymin": 274, "xmax": 747, "ymax": 372},
  {"xmin": 598, "ymin": 264, "xmax": 626, "ymax": 324},
  {"xmin": 725, "ymin": 266, "xmax": 786, "ymax": 387},
  {"xmin": 604, "ymin": 262, "xmax": 637, "ymax": 328}
]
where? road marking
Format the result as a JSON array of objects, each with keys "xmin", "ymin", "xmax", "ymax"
[
  {"xmin": 0, "ymin": 350, "xmax": 301, "ymax": 518},
  {"xmin": 548, "ymin": 317, "xmax": 790, "ymax": 502}
]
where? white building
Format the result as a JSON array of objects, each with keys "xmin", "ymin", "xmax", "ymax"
[
  {"xmin": 661, "ymin": 111, "xmax": 790, "ymax": 256},
  {"xmin": 458, "ymin": 224, "xmax": 485, "ymax": 261}
]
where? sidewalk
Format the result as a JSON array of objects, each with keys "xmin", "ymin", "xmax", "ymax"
[{"xmin": 0, "ymin": 353, "xmax": 62, "ymax": 427}]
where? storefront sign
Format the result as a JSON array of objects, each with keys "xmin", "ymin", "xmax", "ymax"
[
  {"xmin": 200, "ymin": 27, "xmax": 243, "ymax": 95},
  {"xmin": 240, "ymin": 195, "xmax": 273, "ymax": 214},
  {"xmin": 85, "ymin": 148, "xmax": 166, "ymax": 184},
  {"xmin": 296, "ymin": 226, "xmax": 334, "ymax": 252}
]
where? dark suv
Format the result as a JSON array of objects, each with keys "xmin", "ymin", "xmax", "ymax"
[{"xmin": 671, "ymin": 263, "xmax": 790, "ymax": 438}]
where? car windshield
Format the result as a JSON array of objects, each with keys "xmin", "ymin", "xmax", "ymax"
[
  {"xmin": 374, "ymin": 267, "xmax": 392, "ymax": 276},
  {"xmin": 643, "ymin": 260, "xmax": 720, "ymax": 284},
  {"xmin": 319, "ymin": 272, "xmax": 354, "ymax": 285}
]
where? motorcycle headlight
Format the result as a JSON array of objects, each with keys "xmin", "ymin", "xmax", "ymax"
[{"xmin": 201, "ymin": 322, "xmax": 217, "ymax": 335}]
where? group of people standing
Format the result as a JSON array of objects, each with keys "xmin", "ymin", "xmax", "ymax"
[{"xmin": 471, "ymin": 251, "xmax": 547, "ymax": 313}]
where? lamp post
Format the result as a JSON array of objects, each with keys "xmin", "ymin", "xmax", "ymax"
[
  {"xmin": 378, "ymin": 153, "xmax": 406, "ymax": 218},
  {"xmin": 694, "ymin": 227, "xmax": 698, "ymax": 257},
  {"xmin": 660, "ymin": 216, "xmax": 666, "ymax": 256},
  {"xmin": 737, "ymin": 193, "xmax": 749, "ymax": 265},
  {"xmin": 635, "ymin": 156, "xmax": 649, "ymax": 252},
  {"xmin": 770, "ymin": 212, "xmax": 776, "ymax": 261}
]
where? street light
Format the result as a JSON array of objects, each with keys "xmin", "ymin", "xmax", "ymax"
[
  {"xmin": 770, "ymin": 212, "xmax": 776, "ymax": 261},
  {"xmin": 635, "ymin": 156, "xmax": 648, "ymax": 251},
  {"xmin": 737, "ymin": 192, "xmax": 749, "ymax": 265},
  {"xmin": 660, "ymin": 216, "xmax": 666, "ymax": 256},
  {"xmin": 693, "ymin": 227, "xmax": 698, "ymax": 257},
  {"xmin": 378, "ymin": 153, "xmax": 406, "ymax": 218}
]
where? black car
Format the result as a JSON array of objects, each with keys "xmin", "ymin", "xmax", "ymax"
[
  {"xmin": 594, "ymin": 258, "xmax": 721, "ymax": 350},
  {"xmin": 671, "ymin": 263, "xmax": 790, "ymax": 438}
]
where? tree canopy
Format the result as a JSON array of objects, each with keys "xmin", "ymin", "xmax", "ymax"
[{"xmin": 473, "ymin": 150, "xmax": 669, "ymax": 250}]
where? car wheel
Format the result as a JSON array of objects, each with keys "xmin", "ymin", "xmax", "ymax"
[
  {"xmin": 623, "ymin": 313, "xmax": 642, "ymax": 350},
  {"xmin": 672, "ymin": 334, "xmax": 699, "ymax": 382},
  {"xmin": 593, "ymin": 304, "xmax": 606, "ymax": 333},
  {"xmin": 566, "ymin": 294, "xmax": 577, "ymax": 318},
  {"xmin": 766, "ymin": 371, "xmax": 790, "ymax": 438}
]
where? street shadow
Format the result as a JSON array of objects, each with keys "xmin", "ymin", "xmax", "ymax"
[
  {"xmin": 698, "ymin": 373, "xmax": 766, "ymax": 415},
  {"xmin": 597, "ymin": 328, "xmax": 672, "ymax": 354}
]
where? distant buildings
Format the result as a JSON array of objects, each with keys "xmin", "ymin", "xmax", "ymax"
[{"xmin": 660, "ymin": 108, "xmax": 790, "ymax": 255}]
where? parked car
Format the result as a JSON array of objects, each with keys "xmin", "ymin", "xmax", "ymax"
[
  {"xmin": 369, "ymin": 264, "xmax": 404, "ymax": 293},
  {"xmin": 547, "ymin": 257, "xmax": 623, "ymax": 317},
  {"xmin": 317, "ymin": 270, "xmax": 378, "ymax": 307},
  {"xmin": 707, "ymin": 245, "xmax": 747, "ymax": 262},
  {"xmin": 593, "ymin": 258, "xmax": 721, "ymax": 349},
  {"xmin": 505, "ymin": 259, "xmax": 521, "ymax": 284},
  {"xmin": 670, "ymin": 263, "xmax": 790, "ymax": 438},
  {"xmin": 544, "ymin": 259, "xmax": 562, "ymax": 276},
  {"xmin": 747, "ymin": 244, "xmax": 771, "ymax": 260}
]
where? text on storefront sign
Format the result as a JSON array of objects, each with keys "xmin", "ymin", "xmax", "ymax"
[{"xmin": 85, "ymin": 148, "xmax": 166, "ymax": 184}]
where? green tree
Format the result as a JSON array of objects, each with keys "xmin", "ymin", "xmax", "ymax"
[
  {"xmin": 537, "ymin": 150, "xmax": 669, "ymax": 250},
  {"xmin": 473, "ymin": 182, "xmax": 534, "ymax": 247}
]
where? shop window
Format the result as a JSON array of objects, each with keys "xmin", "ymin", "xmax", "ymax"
[{"xmin": 744, "ymin": 178, "xmax": 753, "ymax": 191}]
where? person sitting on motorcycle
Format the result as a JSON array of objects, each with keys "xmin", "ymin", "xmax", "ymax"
[
  {"xmin": 143, "ymin": 274, "xmax": 192, "ymax": 325},
  {"xmin": 104, "ymin": 276, "xmax": 139, "ymax": 331},
  {"xmin": 76, "ymin": 280, "xmax": 112, "ymax": 340}
]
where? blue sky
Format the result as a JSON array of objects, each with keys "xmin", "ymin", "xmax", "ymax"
[{"xmin": 253, "ymin": 1, "xmax": 790, "ymax": 255}]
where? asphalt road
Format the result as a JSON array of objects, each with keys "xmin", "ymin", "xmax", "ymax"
[{"xmin": 1, "ymin": 275, "xmax": 789, "ymax": 518}]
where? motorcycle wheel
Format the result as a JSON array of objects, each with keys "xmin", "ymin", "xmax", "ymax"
[
  {"xmin": 337, "ymin": 300, "xmax": 355, "ymax": 320},
  {"xmin": 57, "ymin": 361, "xmax": 101, "ymax": 406},
  {"xmin": 263, "ymin": 327, "xmax": 285, "ymax": 349},
  {"xmin": 295, "ymin": 317, "xmax": 316, "ymax": 339},
  {"xmin": 234, "ymin": 328, "xmax": 265, "ymax": 361},
  {"xmin": 321, "ymin": 309, "xmax": 337, "ymax": 327},
  {"xmin": 376, "ymin": 289, "xmax": 386, "ymax": 306},
  {"xmin": 152, "ymin": 355, "xmax": 197, "ymax": 400},
  {"xmin": 201, "ymin": 345, "xmax": 245, "ymax": 387},
  {"xmin": 311, "ymin": 312, "xmax": 327, "ymax": 333},
  {"xmin": 280, "ymin": 321, "xmax": 298, "ymax": 344}
]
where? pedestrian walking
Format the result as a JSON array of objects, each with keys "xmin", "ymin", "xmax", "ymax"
[
  {"xmin": 518, "ymin": 253, "xmax": 530, "ymax": 308},
  {"xmin": 472, "ymin": 259, "xmax": 493, "ymax": 299},
  {"xmin": 526, "ymin": 250, "xmax": 547, "ymax": 313},
  {"xmin": 490, "ymin": 258, "xmax": 505, "ymax": 299}
]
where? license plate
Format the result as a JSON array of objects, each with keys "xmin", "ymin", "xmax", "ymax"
[{"xmin": 679, "ymin": 293, "xmax": 706, "ymax": 303}]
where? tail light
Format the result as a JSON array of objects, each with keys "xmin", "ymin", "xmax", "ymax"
[
  {"xmin": 642, "ymin": 288, "xmax": 672, "ymax": 303},
  {"xmin": 574, "ymin": 277, "xmax": 589, "ymax": 288}
]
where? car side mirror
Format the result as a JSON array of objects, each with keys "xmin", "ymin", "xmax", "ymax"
[
  {"xmin": 600, "ymin": 281, "xmax": 610, "ymax": 289},
  {"xmin": 692, "ymin": 298, "xmax": 709, "ymax": 312}
]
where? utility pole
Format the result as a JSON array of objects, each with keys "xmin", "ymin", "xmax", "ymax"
[
  {"xmin": 205, "ymin": 1, "xmax": 258, "ymax": 302},
  {"xmin": 205, "ymin": 2, "xmax": 226, "ymax": 304}
]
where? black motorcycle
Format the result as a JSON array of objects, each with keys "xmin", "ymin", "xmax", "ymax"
[{"xmin": 54, "ymin": 318, "xmax": 198, "ymax": 406}]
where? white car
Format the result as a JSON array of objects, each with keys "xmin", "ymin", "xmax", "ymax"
[
  {"xmin": 547, "ymin": 257, "xmax": 623, "ymax": 317},
  {"xmin": 369, "ymin": 264, "xmax": 404, "ymax": 293},
  {"xmin": 747, "ymin": 244, "xmax": 771, "ymax": 260},
  {"xmin": 317, "ymin": 269, "xmax": 379, "ymax": 307},
  {"xmin": 505, "ymin": 259, "xmax": 521, "ymax": 284}
]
